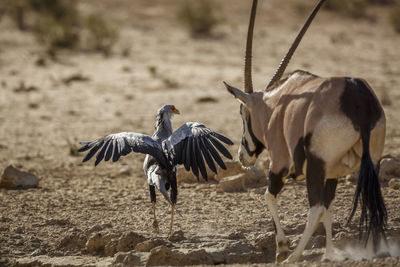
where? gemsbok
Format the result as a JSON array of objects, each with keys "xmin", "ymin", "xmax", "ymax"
[{"xmin": 224, "ymin": 0, "xmax": 388, "ymax": 263}]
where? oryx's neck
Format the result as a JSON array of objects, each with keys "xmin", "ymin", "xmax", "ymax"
[{"xmin": 249, "ymin": 92, "xmax": 272, "ymax": 147}]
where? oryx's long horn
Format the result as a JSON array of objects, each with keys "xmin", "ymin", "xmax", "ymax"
[
  {"xmin": 266, "ymin": 0, "xmax": 326, "ymax": 90},
  {"xmin": 244, "ymin": 0, "xmax": 258, "ymax": 93}
]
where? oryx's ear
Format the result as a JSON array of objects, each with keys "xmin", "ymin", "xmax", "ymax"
[{"xmin": 224, "ymin": 81, "xmax": 252, "ymax": 108}]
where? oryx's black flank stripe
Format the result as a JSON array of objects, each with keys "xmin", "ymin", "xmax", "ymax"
[
  {"xmin": 305, "ymin": 151, "xmax": 325, "ymax": 207},
  {"xmin": 303, "ymin": 133, "xmax": 326, "ymax": 207},
  {"xmin": 340, "ymin": 78, "xmax": 382, "ymax": 132},
  {"xmin": 240, "ymin": 105, "xmax": 264, "ymax": 157}
]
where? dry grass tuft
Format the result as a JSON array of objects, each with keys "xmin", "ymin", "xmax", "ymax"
[
  {"xmin": 389, "ymin": 6, "xmax": 400, "ymax": 33},
  {"xmin": 84, "ymin": 14, "xmax": 118, "ymax": 56},
  {"xmin": 177, "ymin": 0, "xmax": 221, "ymax": 37}
]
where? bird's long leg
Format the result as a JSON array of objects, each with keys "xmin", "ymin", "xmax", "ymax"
[
  {"xmin": 152, "ymin": 202, "xmax": 159, "ymax": 231},
  {"xmin": 149, "ymin": 185, "xmax": 158, "ymax": 231},
  {"xmin": 168, "ymin": 175, "xmax": 178, "ymax": 238},
  {"xmin": 169, "ymin": 205, "xmax": 175, "ymax": 237}
]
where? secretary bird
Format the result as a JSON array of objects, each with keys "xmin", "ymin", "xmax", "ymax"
[
  {"xmin": 78, "ymin": 104, "xmax": 233, "ymax": 236},
  {"xmin": 224, "ymin": 0, "xmax": 388, "ymax": 263}
]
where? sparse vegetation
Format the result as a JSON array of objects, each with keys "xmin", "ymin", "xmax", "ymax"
[
  {"xmin": 290, "ymin": 0, "xmax": 309, "ymax": 16},
  {"xmin": 147, "ymin": 66, "xmax": 158, "ymax": 77},
  {"xmin": 323, "ymin": 0, "xmax": 397, "ymax": 18},
  {"xmin": 177, "ymin": 0, "xmax": 221, "ymax": 37},
  {"xmin": 0, "ymin": 0, "xmax": 119, "ymax": 55},
  {"xmin": 147, "ymin": 65, "xmax": 179, "ymax": 89},
  {"xmin": 324, "ymin": 0, "xmax": 368, "ymax": 18},
  {"xmin": 389, "ymin": 6, "xmax": 400, "ymax": 33},
  {"xmin": 34, "ymin": 14, "xmax": 80, "ymax": 53},
  {"xmin": 84, "ymin": 14, "xmax": 118, "ymax": 56}
]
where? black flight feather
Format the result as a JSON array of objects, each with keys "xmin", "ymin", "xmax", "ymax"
[
  {"xmin": 209, "ymin": 136, "xmax": 233, "ymax": 160},
  {"xmin": 203, "ymin": 137, "xmax": 227, "ymax": 169},
  {"xmin": 82, "ymin": 139, "xmax": 104, "ymax": 163},
  {"xmin": 104, "ymin": 140, "xmax": 114, "ymax": 161},
  {"xmin": 95, "ymin": 139, "xmax": 109, "ymax": 166},
  {"xmin": 194, "ymin": 139, "xmax": 208, "ymax": 180},
  {"xmin": 211, "ymin": 132, "xmax": 234, "ymax": 145},
  {"xmin": 199, "ymin": 137, "xmax": 217, "ymax": 174}
]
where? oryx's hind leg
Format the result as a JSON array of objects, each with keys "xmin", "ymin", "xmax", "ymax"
[
  {"xmin": 265, "ymin": 168, "xmax": 290, "ymax": 263},
  {"xmin": 285, "ymin": 152, "xmax": 326, "ymax": 263},
  {"xmin": 321, "ymin": 178, "xmax": 338, "ymax": 260}
]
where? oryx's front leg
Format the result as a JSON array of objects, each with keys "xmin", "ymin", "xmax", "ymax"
[{"xmin": 265, "ymin": 169, "xmax": 290, "ymax": 263}]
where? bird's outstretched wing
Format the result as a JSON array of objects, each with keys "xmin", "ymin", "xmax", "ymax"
[
  {"xmin": 163, "ymin": 122, "xmax": 233, "ymax": 180},
  {"xmin": 78, "ymin": 132, "xmax": 167, "ymax": 167}
]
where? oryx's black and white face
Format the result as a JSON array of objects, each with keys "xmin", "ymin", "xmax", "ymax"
[
  {"xmin": 238, "ymin": 104, "xmax": 264, "ymax": 167},
  {"xmin": 225, "ymin": 82, "xmax": 264, "ymax": 167}
]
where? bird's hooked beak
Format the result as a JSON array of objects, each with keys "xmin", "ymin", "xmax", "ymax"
[
  {"xmin": 159, "ymin": 182, "xmax": 172, "ymax": 205},
  {"xmin": 153, "ymin": 175, "xmax": 172, "ymax": 205},
  {"xmin": 171, "ymin": 106, "xmax": 180, "ymax": 115}
]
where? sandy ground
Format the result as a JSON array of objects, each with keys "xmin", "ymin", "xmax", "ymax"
[{"xmin": 1, "ymin": 0, "xmax": 400, "ymax": 266}]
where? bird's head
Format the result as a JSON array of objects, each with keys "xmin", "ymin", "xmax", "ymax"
[{"xmin": 157, "ymin": 105, "xmax": 180, "ymax": 118}]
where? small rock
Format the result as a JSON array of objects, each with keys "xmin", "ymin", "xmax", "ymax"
[
  {"xmin": 114, "ymin": 251, "xmax": 143, "ymax": 266},
  {"xmin": 183, "ymin": 249, "xmax": 214, "ymax": 265},
  {"xmin": 0, "ymin": 165, "xmax": 39, "ymax": 189},
  {"xmin": 206, "ymin": 248, "xmax": 226, "ymax": 264},
  {"xmin": 389, "ymin": 178, "xmax": 400, "ymax": 190},
  {"xmin": 168, "ymin": 230, "xmax": 185, "ymax": 242},
  {"xmin": 58, "ymin": 233, "xmax": 86, "ymax": 251},
  {"xmin": 177, "ymin": 166, "xmax": 215, "ymax": 184},
  {"xmin": 85, "ymin": 233, "xmax": 107, "ymax": 254},
  {"xmin": 135, "ymin": 238, "xmax": 166, "ymax": 252},
  {"xmin": 217, "ymin": 165, "xmax": 266, "ymax": 192},
  {"xmin": 379, "ymin": 158, "xmax": 400, "ymax": 182},
  {"xmin": 242, "ymin": 167, "xmax": 267, "ymax": 187},
  {"xmin": 85, "ymin": 232, "xmax": 118, "ymax": 255},
  {"xmin": 225, "ymin": 251, "xmax": 267, "ymax": 264},
  {"xmin": 224, "ymin": 241, "xmax": 255, "ymax": 254},
  {"xmin": 215, "ymin": 161, "xmax": 245, "ymax": 181},
  {"xmin": 227, "ymin": 231, "xmax": 246, "ymax": 240},
  {"xmin": 104, "ymin": 239, "xmax": 118, "ymax": 256},
  {"xmin": 119, "ymin": 167, "xmax": 132, "ymax": 176},
  {"xmin": 147, "ymin": 246, "xmax": 183, "ymax": 266},
  {"xmin": 116, "ymin": 232, "xmax": 146, "ymax": 252},
  {"xmin": 217, "ymin": 174, "xmax": 245, "ymax": 192},
  {"xmin": 147, "ymin": 246, "xmax": 213, "ymax": 266},
  {"xmin": 255, "ymin": 232, "xmax": 275, "ymax": 253}
]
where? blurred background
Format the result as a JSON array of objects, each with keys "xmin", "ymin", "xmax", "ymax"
[{"xmin": 0, "ymin": 0, "xmax": 399, "ymax": 163}]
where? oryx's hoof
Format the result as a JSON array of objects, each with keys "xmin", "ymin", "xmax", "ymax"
[{"xmin": 276, "ymin": 250, "xmax": 291, "ymax": 263}]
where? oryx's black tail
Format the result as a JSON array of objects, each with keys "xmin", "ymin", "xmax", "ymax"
[{"xmin": 347, "ymin": 125, "xmax": 388, "ymax": 250}]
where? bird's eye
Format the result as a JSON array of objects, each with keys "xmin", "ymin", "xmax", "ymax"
[{"xmin": 171, "ymin": 106, "xmax": 175, "ymax": 111}]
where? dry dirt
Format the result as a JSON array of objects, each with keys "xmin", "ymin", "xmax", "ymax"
[{"xmin": 1, "ymin": 0, "xmax": 400, "ymax": 266}]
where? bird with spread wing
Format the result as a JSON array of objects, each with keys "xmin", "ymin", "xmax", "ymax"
[{"xmin": 78, "ymin": 104, "xmax": 233, "ymax": 236}]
